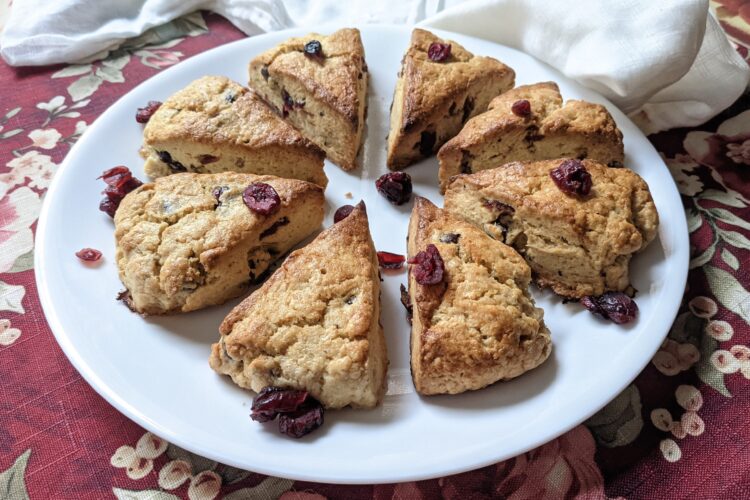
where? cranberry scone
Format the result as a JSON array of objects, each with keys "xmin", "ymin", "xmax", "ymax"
[
  {"xmin": 407, "ymin": 197, "xmax": 551, "ymax": 395},
  {"xmin": 248, "ymin": 28, "xmax": 367, "ymax": 171},
  {"xmin": 209, "ymin": 203, "xmax": 387, "ymax": 409},
  {"xmin": 140, "ymin": 76, "xmax": 327, "ymax": 187},
  {"xmin": 115, "ymin": 172, "xmax": 324, "ymax": 315},
  {"xmin": 444, "ymin": 159, "xmax": 659, "ymax": 299},
  {"xmin": 386, "ymin": 28, "xmax": 515, "ymax": 169},
  {"xmin": 437, "ymin": 81, "xmax": 624, "ymax": 191}
]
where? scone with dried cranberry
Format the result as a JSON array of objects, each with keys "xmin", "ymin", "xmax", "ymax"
[
  {"xmin": 249, "ymin": 28, "xmax": 367, "ymax": 171},
  {"xmin": 141, "ymin": 76, "xmax": 327, "ymax": 187},
  {"xmin": 407, "ymin": 197, "xmax": 551, "ymax": 395},
  {"xmin": 387, "ymin": 28, "xmax": 515, "ymax": 169},
  {"xmin": 115, "ymin": 172, "xmax": 324, "ymax": 315},
  {"xmin": 210, "ymin": 203, "xmax": 387, "ymax": 409},
  {"xmin": 444, "ymin": 159, "xmax": 658, "ymax": 299},
  {"xmin": 437, "ymin": 82, "xmax": 624, "ymax": 191}
]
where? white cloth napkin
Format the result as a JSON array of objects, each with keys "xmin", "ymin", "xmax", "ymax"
[{"xmin": 1, "ymin": 0, "xmax": 747, "ymax": 132}]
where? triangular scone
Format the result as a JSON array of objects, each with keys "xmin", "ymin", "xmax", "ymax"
[
  {"xmin": 141, "ymin": 76, "xmax": 327, "ymax": 187},
  {"xmin": 115, "ymin": 172, "xmax": 324, "ymax": 314},
  {"xmin": 248, "ymin": 28, "xmax": 367, "ymax": 171},
  {"xmin": 386, "ymin": 28, "xmax": 515, "ymax": 169},
  {"xmin": 443, "ymin": 160, "xmax": 659, "ymax": 299},
  {"xmin": 438, "ymin": 82, "xmax": 624, "ymax": 191},
  {"xmin": 407, "ymin": 197, "xmax": 551, "ymax": 395},
  {"xmin": 209, "ymin": 203, "xmax": 387, "ymax": 409}
]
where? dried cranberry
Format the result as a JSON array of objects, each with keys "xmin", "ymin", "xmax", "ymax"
[
  {"xmin": 550, "ymin": 159, "xmax": 592, "ymax": 197},
  {"xmin": 199, "ymin": 154, "xmax": 219, "ymax": 164},
  {"xmin": 135, "ymin": 101, "xmax": 162, "ymax": 123},
  {"xmin": 428, "ymin": 42, "xmax": 451, "ymax": 62},
  {"xmin": 98, "ymin": 166, "xmax": 142, "ymax": 218},
  {"xmin": 278, "ymin": 400, "xmax": 324, "ymax": 438},
  {"xmin": 408, "ymin": 244, "xmax": 445, "ymax": 285},
  {"xmin": 303, "ymin": 40, "xmax": 324, "ymax": 61},
  {"xmin": 511, "ymin": 99, "xmax": 531, "ymax": 117},
  {"xmin": 261, "ymin": 65, "xmax": 269, "ymax": 81},
  {"xmin": 333, "ymin": 204, "xmax": 355, "ymax": 223},
  {"xmin": 377, "ymin": 251, "xmax": 405, "ymax": 270},
  {"xmin": 418, "ymin": 131, "xmax": 436, "ymax": 157},
  {"xmin": 260, "ymin": 217, "xmax": 290, "ymax": 239},
  {"xmin": 76, "ymin": 248, "xmax": 102, "ymax": 262},
  {"xmin": 250, "ymin": 387, "xmax": 309, "ymax": 422},
  {"xmin": 376, "ymin": 172, "xmax": 412, "ymax": 205},
  {"xmin": 400, "ymin": 283, "xmax": 413, "ymax": 324},
  {"xmin": 156, "ymin": 151, "xmax": 186, "ymax": 172},
  {"xmin": 243, "ymin": 182, "xmax": 281, "ymax": 215},
  {"xmin": 99, "ymin": 198, "xmax": 118, "ymax": 218},
  {"xmin": 581, "ymin": 292, "xmax": 638, "ymax": 324}
]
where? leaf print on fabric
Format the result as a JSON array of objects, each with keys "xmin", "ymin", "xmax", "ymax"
[
  {"xmin": 697, "ymin": 334, "xmax": 732, "ymax": 396},
  {"xmin": 704, "ymin": 265, "xmax": 750, "ymax": 324},
  {"xmin": 721, "ymin": 248, "xmax": 740, "ymax": 270},
  {"xmin": 222, "ymin": 477, "xmax": 295, "ymax": 500},
  {"xmin": 0, "ymin": 449, "xmax": 31, "ymax": 500},
  {"xmin": 585, "ymin": 384, "xmax": 644, "ymax": 448},
  {"xmin": 112, "ymin": 488, "xmax": 180, "ymax": 500},
  {"xmin": 0, "ymin": 282, "xmax": 26, "ymax": 314},
  {"xmin": 0, "ymin": 318, "xmax": 21, "ymax": 346}
]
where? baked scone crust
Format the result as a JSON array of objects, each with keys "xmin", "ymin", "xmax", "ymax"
[
  {"xmin": 209, "ymin": 203, "xmax": 388, "ymax": 409},
  {"xmin": 387, "ymin": 28, "xmax": 515, "ymax": 169},
  {"xmin": 444, "ymin": 159, "xmax": 659, "ymax": 298},
  {"xmin": 249, "ymin": 28, "xmax": 368, "ymax": 170},
  {"xmin": 408, "ymin": 197, "xmax": 551, "ymax": 395},
  {"xmin": 141, "ymin": 76, "xmax": 327, "ymax": 187},
  {"xmin": 438, "ymin": 82, "xmax": 624, "ymax": 191},
  {"xmin": 115, "ymin": 172, "xmax": 324, "ymax": 314}
]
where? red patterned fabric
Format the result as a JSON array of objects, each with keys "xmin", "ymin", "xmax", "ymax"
[{"xmin": 1, "ymin": 10, "xmax": 749, "ymax": 499}]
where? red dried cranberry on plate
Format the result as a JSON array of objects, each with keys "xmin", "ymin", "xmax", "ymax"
[
  {"xmin": 333, "ymin": 204, "xmax": 355, "ymax": 223},
  {"xmin": 581, "ymin": 292, "xmax": 638, "ymax": 324},
  {"xmin": 375, "ymin": 172, "xmax": 412, "ymax": 205},
  {"xmin": 98, "ymin": 166, "xmax": 142, "ymax": 218},
  {"xmin": 135, "ymin": 101, "xmax": 162, "ymax": 123},
  {"xmin": 377, "ymin": 251, "xmax": 405, "ymax": 270},
  {"xmin": 75, "ymin": 248, "xmax": 102, "ymax": 262}
]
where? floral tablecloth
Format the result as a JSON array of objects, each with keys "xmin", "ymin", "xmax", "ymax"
[{"xmin": 2, "ymin": 5, "xmax": 750, "ymax": 499}]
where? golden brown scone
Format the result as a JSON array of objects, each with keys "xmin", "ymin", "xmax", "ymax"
[
  {"xmin": 407, "ymin": 197, "xmax": 551, "ymax": 395},
  {"xmin": 209, "ymin": 203, "xmax": 387, "ymax": 409},
  {"xmin": 115, "ymin": 172, "xmax": 324, "ymax": 315},
  {"xmin": 444, "ymin": 159, "xmax": 659, "ymax": 299},
  {"xmin": 141, "ymin": 76, "xmax": 327, "ymax": 187},
  {"xmin": 387, "ymin": 28, "xmax": 515, "ymax": 170},
  {"xmin": 438, "ymin": 82, "xmax": 624, "ymax": 191},
  {"xmin": 248, "ymin": 28, "xmax": 368, "ymax": 171}
]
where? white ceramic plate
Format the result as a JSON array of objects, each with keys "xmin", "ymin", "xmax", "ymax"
[{"xmin": 36, "ymin": 25, "xmax": 689, "ymax": 484}]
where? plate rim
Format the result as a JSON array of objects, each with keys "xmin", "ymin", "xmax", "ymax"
[{"xmin": 34, "ymin": 23, "xmax": 690, "ymax": 484}]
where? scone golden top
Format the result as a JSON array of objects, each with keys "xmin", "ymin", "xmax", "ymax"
[
  {"xmin": 249, "ymin": 28, "xmax": 368, "ymax": 170},
  {"xmin": 115, "ymin": 172, "xmax": 324, "ymax": 315},
  {"xmin": 408, "ymin": 197, "xmax": 551, "ymax": 396},
  {"xmin": 141, "ymin": 76, "xmax": 327, "ymax": 186},
  {"xmin": 444, "ymin": 159, "xmax": 658, "ymax": 298},
  {"xmin": 387, "ymin": 28, "xmax": 515, "ymax": 169},
  {"xmin": 438, "ymin": 81, "xmax": 624, "ymax": 191},
  {"xmin": 209, "ymin": 203, "xmax": 388, "ymax": 409}
]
